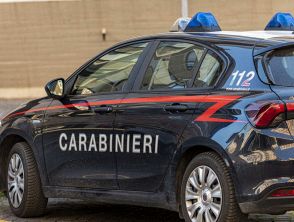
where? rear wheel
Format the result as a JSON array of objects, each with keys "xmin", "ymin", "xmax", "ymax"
[
  {"xmin": 180, "ymin": 152, "xmax": 247, "ymax": 222},
  {"xmin": 6, "ymin": 142, "xmax": 48, "ymax": 217}
]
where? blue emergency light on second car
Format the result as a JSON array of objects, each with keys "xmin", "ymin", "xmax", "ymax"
[
  {"xmin": 170, "ymin": 17, "xmax": 191, "ymax": 32},
  {"xmin": 265, "ymin": 12, "xmax": 294, "ymax": 31},
  {"xmin": 184, "ymin": 12, "xmax": 221, "ymax": 32}
]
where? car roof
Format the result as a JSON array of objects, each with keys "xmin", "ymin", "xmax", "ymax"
[
  {"xmin": 210, "ymin": 31, "xmax": 294, "ymax": 45},
  {"xmin": 124, "ymin": 30, "xmax": 294, "ymax": 49}
]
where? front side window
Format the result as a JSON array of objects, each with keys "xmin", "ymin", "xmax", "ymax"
[
  {"xmin": 266, "ymin": 47, "xmax": 294, "ymax": 86},
  {"xmin": 72, "ymin": 42, "xmax": 148, "ymax": 95},
  {"xmin": 140, "ymin": 41, "xmax": 204, "ymax": 90}
]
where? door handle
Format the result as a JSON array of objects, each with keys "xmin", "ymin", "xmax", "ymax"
[
  {"xmin": 164, "ymin": 103, "xmax": 189, "ymax": 112},
  {"xmin": 93, "ymin": 105, "xmax": 113, "ymax": 114}
]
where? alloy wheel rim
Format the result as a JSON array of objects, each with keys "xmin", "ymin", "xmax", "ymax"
[
  {"xmin": 7, "ymin": 153, "xmax": 25, "ymax": 208},
  {"xmin": 185, "ymin": 165, "xmax": 222, "ymax": 222}
]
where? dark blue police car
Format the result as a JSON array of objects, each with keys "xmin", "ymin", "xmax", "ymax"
[{"xmin": 1, "ymin": 11, "xmax": 294, "ymax": 222}]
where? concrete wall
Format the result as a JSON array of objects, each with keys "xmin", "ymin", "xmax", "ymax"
[{"xmin": 0, "ymin": 0, "xmax": 293, "ymax": 97}]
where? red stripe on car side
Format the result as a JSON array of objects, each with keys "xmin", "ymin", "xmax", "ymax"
[
  {"xmin": 195, "ymin": 95, "xmax": 242, "ymax": 122},
  {"xmin": 6, "ymin": 95, "xmax": 242, "ymax": 123}
]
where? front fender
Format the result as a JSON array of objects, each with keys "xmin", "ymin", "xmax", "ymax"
[{"xmin": 0, "ymin": 117, "xmax": 48, "ymax": 192}]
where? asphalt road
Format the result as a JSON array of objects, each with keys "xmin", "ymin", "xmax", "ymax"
[{"xmin": 0, "ymin": 99, "xmax": 294, "ymax": 222}]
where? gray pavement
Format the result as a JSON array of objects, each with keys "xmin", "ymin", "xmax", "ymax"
[
  {"xmin": 0, "ymin": 196, "xmax": 293, "ymax": 222},
  {"xmin": 0, "ymin": 99, "xmax": 294, "ymax": 222},
  {"xmin": 0, "ymin": 197, "xmax": 182, "ymax": 222}
]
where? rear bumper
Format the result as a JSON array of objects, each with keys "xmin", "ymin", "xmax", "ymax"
[
  {"xmin": 227, "ymin": 121, "xmax": 294, "ymax": 215},
  {"xmin": 239, "ymin": 188, "xmax": 294, "ymax": 215},
  {"xmin": 240, "ymin": 197, "xmax": 294, "ymax": 214}
]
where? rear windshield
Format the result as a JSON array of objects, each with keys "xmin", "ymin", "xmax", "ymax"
[{"xmin": 266, "ymin": 47, "xmax": 294, "ymax": 86}]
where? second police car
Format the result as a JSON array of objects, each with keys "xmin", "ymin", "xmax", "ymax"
[{"xmin": 1, "ymin": 11, "xmax": 294, "ymax": 222}]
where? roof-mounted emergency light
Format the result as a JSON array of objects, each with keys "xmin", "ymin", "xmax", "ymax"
[
  {"xmin": 184, "ymin": 12, "xmax": 221, "ymax": 32},
  {"xmin": 265, "ymin": 12, "xmax": 294, "ymax": 31},
  {"xmin": 170, "ymin": 17, "xmax": 191, "ymax": 32}
]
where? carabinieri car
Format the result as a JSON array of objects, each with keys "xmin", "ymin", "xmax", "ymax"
[{"xmin": 1, "ymin": 11, "xmax": 294, "ymax": 222}]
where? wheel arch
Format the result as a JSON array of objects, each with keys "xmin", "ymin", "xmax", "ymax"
[
  {"xmin": 0, "ymin": 129, "xmax": 47, "ymax": 192},
  {"xmin": 170, "ymin": 138, "xmax": 241, "ymax": 211}
]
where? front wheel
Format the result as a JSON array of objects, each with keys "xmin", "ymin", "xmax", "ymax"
[
  {"xmin": 6, "ymin": 142, "xmax": 48, "ymax": 218},
  {"xmin": 180, "ymin": 152, "xmax": 246, "ymax": 222}
]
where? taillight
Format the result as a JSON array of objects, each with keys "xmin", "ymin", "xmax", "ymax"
[
  {"xmin": 285, "ymin": 101, "xmax": 294, "ymax": 120},
  {"xmin": 271, "ymin": 189, "xmax": 294, "ymax": 197},
  {"xmin": 245, "ymin": 101, "xmax": 285, "ymax": 128}
]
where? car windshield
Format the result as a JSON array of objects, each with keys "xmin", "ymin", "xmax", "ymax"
[{"xmin": 267, "ymin": 47, "xmax": 294, "ymax": 86}]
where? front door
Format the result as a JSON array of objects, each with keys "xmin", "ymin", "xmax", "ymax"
[{"xmin": 42, "ymin": 41, "xmax": 149, "ymax": 189}]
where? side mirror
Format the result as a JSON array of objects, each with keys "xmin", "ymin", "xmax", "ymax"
[{"xmin": 45, "ymin": 78, "xmax": 65, "ymax": 99}]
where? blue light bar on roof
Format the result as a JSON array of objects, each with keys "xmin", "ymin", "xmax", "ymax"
[
  {"xmin": 265, "ymin": 12, "xmax": 294, "ymax": 31},
  {"xmin": 184, "ymin": 12, "xmax": 221, "ymax": 32}
]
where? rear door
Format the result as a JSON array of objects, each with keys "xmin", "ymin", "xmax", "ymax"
[{"xmin": 114, "ymin": 40, "xmax": 225, "ymax": 191}]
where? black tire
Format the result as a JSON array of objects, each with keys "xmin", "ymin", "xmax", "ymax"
[
  {"xmin": 6, "ymin": 142, "xmax": 48, "ymax": 218},
  {"xmin": 180, "ymin": 152, "xmax": 247, "ymax": 222}
]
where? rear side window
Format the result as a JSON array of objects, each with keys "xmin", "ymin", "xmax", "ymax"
[
  {"xmin": 193, "ymin": 51, "xmax": 222, "ymax": 88},
  {"xmin": 140, "ymin": 41, "xmax": 205, "ymax": 90},
  {"xmin": 266, "ymin": 47, "xmax": 294, "ymax": 86}
]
